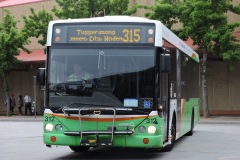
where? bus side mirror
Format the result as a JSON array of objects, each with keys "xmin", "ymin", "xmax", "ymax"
[
  {"xmin": 161, "ymin": 54, "xmax": 170, "ymax": 73},
  {"xmin": 37, "ymin": 68, "xmax": 46, "ymax": 86}
]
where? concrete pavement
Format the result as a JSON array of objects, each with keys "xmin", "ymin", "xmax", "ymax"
[
  {"xmin": 0, "ymin": 115, "xmax": 43, "ymax": 121},
  {"xmin": 200, "ymin": 116, "xmax": 240, "ymax": 124},
  {"xmin": 1, "ymin": 115, "xmax": 239, "ymax": 160}
]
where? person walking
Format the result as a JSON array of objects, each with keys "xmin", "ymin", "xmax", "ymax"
[
  {"xmin": 18, "ymin": 95, "xmax": 23, "ymax": 115},
  {"xmin": 10, "ymin": 94, "xmax": 16, "ymax": 115},
  {"xmin": 24, "ymin": 93, "xmax": 32, "ymax": 115}
]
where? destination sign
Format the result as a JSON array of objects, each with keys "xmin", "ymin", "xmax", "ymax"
[{"xmin": 52, "ymin": 24, "xmax": 155, "ymax": 45}]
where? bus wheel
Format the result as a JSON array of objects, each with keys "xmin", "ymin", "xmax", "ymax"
[
  {"xmin": 186, "ymin": 112, "xmax": 194, "ymax": 136},
  {"xmin": 69, "ymin": 146, "xmax": 90, "ymax": 152},
  {"xmin": 162, "ymin": 117, "xmax": 176, "ymax": 152}
]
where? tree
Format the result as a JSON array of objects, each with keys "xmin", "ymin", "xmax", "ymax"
[
  {"xmin": 52, "ymin": 0, "xmax": 137, "ymax": 19},
  {"xmin": 142, "ymin": 0, "xmax": 181, "ymax": 29},
  {"xmin": 23, "ymin": 0, "xmax": 137, "ymax": 49},
  {"xmin": 22, "ymin": 7, "xmax": 53, "ymax": 50},
  {"xmin": 144, "ymin": 0, "xmax": 240, "ymax": 117},
  {"xmin": 0, "ymin": 10, "xmax": 30, "ymax": 116}
]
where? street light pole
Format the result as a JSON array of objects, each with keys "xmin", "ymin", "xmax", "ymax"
[{"xmin": 33, "ymin": 76, "xmax": 37, "ymax": 119}]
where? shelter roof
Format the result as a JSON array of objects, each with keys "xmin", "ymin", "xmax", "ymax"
[
  {"xmin": 17, "ymin": 49, "xmax": 46, "ymax": 62},
  {"xmin": 0, "ymin": 0, "xmax": 43, "ymax": 8}
]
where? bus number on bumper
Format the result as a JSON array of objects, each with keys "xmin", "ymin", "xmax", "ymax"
[{"xmin": 145, "ymin": 118, "xmax": 158, "ymax": 124}]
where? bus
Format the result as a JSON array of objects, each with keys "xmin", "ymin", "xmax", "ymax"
[{"xmin": 37, "ymin": 16, "xmax": 200, "ymax": 152}]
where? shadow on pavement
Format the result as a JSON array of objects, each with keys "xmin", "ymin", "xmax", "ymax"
[{"xmin": 52, "ymin": 147, "xmax": 165, "ymax": 160}]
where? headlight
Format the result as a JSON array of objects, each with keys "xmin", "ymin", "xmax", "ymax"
[
  {"xmin": 148, "ymin": 125, "xmax": 156, "ymax": 134},
  {"xmin": 55, "ymin": 124, "xmax": 62, "ymax": 131},
  {"xmin": 138, "ymin": 125, "xmax": 146, "ymax": 133},
  {"xmin": 45, "ymin": 123, "xmax": 54, "ymax": 132}
]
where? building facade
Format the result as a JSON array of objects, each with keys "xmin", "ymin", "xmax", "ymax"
[{"xmin": 0, "ymin": 0, "xmax": 240, "ymax": 115}]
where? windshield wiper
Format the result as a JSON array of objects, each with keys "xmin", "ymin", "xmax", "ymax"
[
  {"xmin": 115, "ymin": 108, "xmax": 149, "ymax": 114},
  {"xmin": 55, "ymin": 103, "xmax": 149, "ymax": 115},
  {"xmin": 72, "ymin": 103, "xmax": 115, "ymax": 108},
  {"xmin": 55, "ymin": 103, "xmax": 80, "ymax": 113},
  {"xmin": 55, "ymin": 103, "xmax": 115, "ymax": 113},
  {"xmin": 132, "ymin": 109, "xmax": 150, "ymax": 114}
]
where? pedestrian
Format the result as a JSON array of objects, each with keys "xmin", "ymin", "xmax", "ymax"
[
  {"xmin": 4, "ymin": 93, "xmax": 10, "ymax": 115},
  {"xmin": 10, "ymin": 94, "xmax": 16, "ymax": 115},
  {"xmin": 18, "ymin": 95, "xmax": 23, "ymax": 115},
  {"xmin": 24, "ymin": 93, "xmax": 32, "ymax": 115}
]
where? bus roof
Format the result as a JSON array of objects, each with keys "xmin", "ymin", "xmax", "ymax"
[{"xmin": 47, "ymin": 16, "xmax": 199, "ymax": 62}]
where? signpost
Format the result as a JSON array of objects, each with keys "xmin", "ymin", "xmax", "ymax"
[{"xmin": 33, "ymin": 76, "xmax": 37, "ymax": 119}]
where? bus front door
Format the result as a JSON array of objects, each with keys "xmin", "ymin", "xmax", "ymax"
[{"xmin": 160, "ymin": 72, "xmax": 170, "ymax": 143}]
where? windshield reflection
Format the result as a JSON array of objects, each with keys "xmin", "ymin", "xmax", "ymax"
[{"xmin": 48, "ymin": 47, "xmax": 155, "ymax": 109}]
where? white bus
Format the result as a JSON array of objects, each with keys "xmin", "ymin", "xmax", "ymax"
[{"xmin": 38, "ymin": 16, "xmax": 200, "ymax": 152}]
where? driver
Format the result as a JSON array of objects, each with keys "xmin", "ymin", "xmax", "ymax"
[{"xmin": 67, "ymin": 63, "xmax": 94, "ymax": 83}]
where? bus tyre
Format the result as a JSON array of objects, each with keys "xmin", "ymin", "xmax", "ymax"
[
  {"xmin": 162, "ymin": 117, "xmax": 176, "ymax": 152},
  {"xmin": 186, "ymin": 112, "xmax": 194, "ymax": 136},
  {"xmin": 69, "ymin": 146, "xmax": 90, "ymax": 152}
]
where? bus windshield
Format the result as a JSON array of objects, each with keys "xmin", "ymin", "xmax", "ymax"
[{"xmin": 48, "ymin": 47, "xmax": 155, "ymax": 110}]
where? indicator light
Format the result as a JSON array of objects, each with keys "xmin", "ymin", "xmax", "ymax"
[
  {"xmin": 148, "ymin": 29, "xmax": 154, "ymax": 35},
  {"xmin": 55, "ymin": 28, "xmax": 61, "ymax": 34},
  {"xmin": 143, "ymin": 138, "xmax": 149, "ymax": 144},
  {"xmin": 51, "ymin": 136, "xmax": 56, "ymax": 142},
  {"xmin": 148, "ymin": 37, "xmax": 154, "ymax": 43},
  {"xmin": 55, "ymin": 124, "xmax": 62, "ymax": 131},
  {"xmin": 138, "ymin": 126, "xmax": 146, "ymax": 133},
  {"xmin": 55, "ymin": 37, "xmax": 60, "ymax": 42}
]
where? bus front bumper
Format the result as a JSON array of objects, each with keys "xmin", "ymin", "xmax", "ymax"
[{"xmin": 43, "ymin": 133, "xmax": 163, "ymax": 148}]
